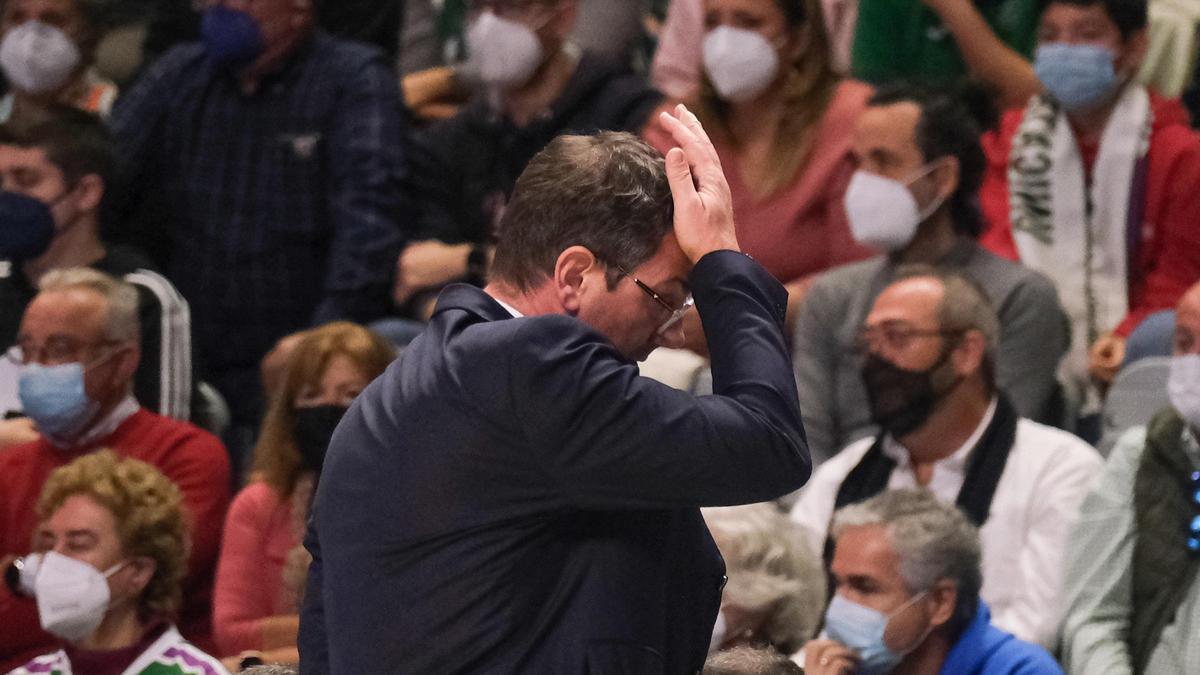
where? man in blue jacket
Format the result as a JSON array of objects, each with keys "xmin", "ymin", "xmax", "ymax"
[
  {"xmin": 805, "ymin": 489, "xmax": 1061, "ymax": 675},
  {"xmin": 298, "ymin": 106, "xmax": 812, "ymax": 673}
]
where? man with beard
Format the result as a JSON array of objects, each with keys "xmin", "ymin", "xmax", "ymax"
[{"xmin": 790, "ymin": 267, "xmax": 1101, "ymax": 650}]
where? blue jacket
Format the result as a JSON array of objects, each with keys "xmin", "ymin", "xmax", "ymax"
[
  {"xmin": 940, "ymin": 602, "xmax": 1063, "ymax": 675},
  {"xmin": 297, "ymin": 251, "xmax": 811, "ymax": 673}
]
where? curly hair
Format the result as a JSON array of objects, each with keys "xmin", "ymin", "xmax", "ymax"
[{"xmin": 36, "ymin": 450, "xmax": 189, "ymax": 621}]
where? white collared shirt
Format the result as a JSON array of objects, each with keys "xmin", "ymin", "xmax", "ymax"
[
  {"xmin": 790, "ymin": 401, "xmax": 1104, "ymax": 649},
  {"xmin": 488, "ymin": 295, "xmax": 523, "ymax": 318}
]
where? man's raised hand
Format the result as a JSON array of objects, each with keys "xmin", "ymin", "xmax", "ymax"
[{"xmin": 658, "ymin": 104, "xmax": 740, "ymax": 263}]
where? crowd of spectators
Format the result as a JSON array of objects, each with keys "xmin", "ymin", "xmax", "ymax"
[{"xmin": 1, "ymin": 0, "xmax": 1199, "ymax": 672}]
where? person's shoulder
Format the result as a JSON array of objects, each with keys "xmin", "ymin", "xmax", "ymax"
[
  {"xmin": 6, "ymin": 649, "xmax": 68, "ymax": 674},
  {"xmin": 963, "ymin": 243, "xmax": 1058, "ymax": 298},
  {"xmin": 1013, "ymin": 418, "xmax": 1102, "ymax": 467},
  {"xmin": 984, "ymin": 629, "xmax": 1064, "ymax": 674},
  {"xmin": 151, "ymin": 624, "xmax": 232, "ymax": 674},
  {"xmin": 145, "ymin": 42, "xmax": 210, "ymax": 79},
  {"xmin": 93, "ymin": 244, "xmax": 159, "ymax": 276},
  {"xmin": 810, "ymin": 256, "xmax": 887, "ymax": 296},
  {"xmin": 118, "ymin": 409, "xmax": 224, "ymax": 454},
  {"xmin": 229, "ymin": 480, "xmax": 284, "ymax": 516},
  {"xmin": 812, "ymin": 436, "xmax": 875, "ymax": 485},
  {"xmin": 310, "ymin": 29, "xmax": 389, "ymax": 68}
]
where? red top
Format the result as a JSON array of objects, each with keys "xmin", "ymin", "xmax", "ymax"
[
  {"xmin": 212, "ymin": 481, "xmax": 297, "ymax": 656},
  {"xmin": 644, "ymin": 80, "xmax": 877, "ymax": 284},
  {"xmin": 979, "ymin": 92, "xmax": 1200, "ymax": 336},
  {"xmin": 0, "ymin": 409, "xmax": 231, "ymax": 672}
]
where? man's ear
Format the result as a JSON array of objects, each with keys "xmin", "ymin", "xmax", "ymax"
[
  {"xmin": 553, "ymin": 245, "xmax": 598, "ymax": 315},
  {"xmin": 933, "ymin": 157, "xmax": 960, "ymax": 204},
  {"xmin": 547, "ymin": 0, "xmax": 578, "ymax": 40},
  {"xmin": 927, "ymin": 579, "xmax": 959, "ymax": 630},
  {"xmin": 122, "ymin": 555, "xmax": 157, "ymax": 599},
  {"xmin": 114, "ymin": 341, "xmax": 141, "ymax": 386},
  {"xmin": 951, "ymin": 328, "xmax": 987, "ymax": 378},
  {"xmin": 1118, "ymin": 28, "xmax": 1149, "ymax": 75},
  {"xmin": 73, "ymin": 174, "xmax": 105, "ymax": 214}
]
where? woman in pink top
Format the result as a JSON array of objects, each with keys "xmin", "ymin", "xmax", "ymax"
[
  {"xmin": 212, "ymin": 322, "xmax": 394, "ymax": 664},
  {"xmin": 645, "ymin": 0, "xmax": 874, "ymax": 331}
]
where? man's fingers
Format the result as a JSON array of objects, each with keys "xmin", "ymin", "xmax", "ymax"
[
  {"xmin": 664, "ymin": 147, "xmax": 699, "ymax": 207},
  {"xmin": 676, "ymin": 103, "xmax": 716, "ymax": 152}
]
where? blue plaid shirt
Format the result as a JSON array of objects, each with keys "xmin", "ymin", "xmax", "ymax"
[{"xmin": 111, "ymin": 31, "xmax": 410, "ymax": 373}]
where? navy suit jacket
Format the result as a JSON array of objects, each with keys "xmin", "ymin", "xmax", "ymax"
[{"xmin": 299, "ymin": 250, "xmax": 811, "ymax": 673}]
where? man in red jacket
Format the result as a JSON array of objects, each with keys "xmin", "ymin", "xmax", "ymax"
[
  {"xmin": 979, "ymin": 0, "xmax": 1200, "ymax": 420},
  {"xmin": 0, "ymin": 268, "xmax": 230, "ymax": 672}
]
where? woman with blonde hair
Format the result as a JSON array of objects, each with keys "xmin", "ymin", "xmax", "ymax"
[
  {"xmin": 645, "ymin": 0, "xmax": 874, "ymax": 328},
  {"xmin": 8, "ymin": 450, "xmax": 228, "ymax": 674},
  {"xmin": 212, "ymin": 322, "xmax": 395, "ymax": 665}
]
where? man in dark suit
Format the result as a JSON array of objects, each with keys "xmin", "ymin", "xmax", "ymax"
[{"xmin": 298, "ymin": 106, "xmax": 812, "ymax": 673}]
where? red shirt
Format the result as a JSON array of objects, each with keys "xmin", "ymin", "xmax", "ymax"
[
  {"xmin": 0, "ymin": 409, "xmax": 230, "ymax": 672},
  {"xmin": 979, "ymin": 92, "xmax": 1200, "ymax": 336}
]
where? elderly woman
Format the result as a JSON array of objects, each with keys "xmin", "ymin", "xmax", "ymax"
[
  {"xmin": 212, "ymin": 322, "xmax": 394, "ymax": 665},
  {"xmin": 0, "ymin": 0, "xmax": 118, "ymax": 123},
  {"xmin": 8, "ymin": 450, "xmax": 228, "ymax": 674},
  {"xmin": 703, "ymin": 503, "xmax": 826, "ymax": 657},
  {"xmin": 646, "ymin": 0, "xmax": 874, "ymax": 330}
]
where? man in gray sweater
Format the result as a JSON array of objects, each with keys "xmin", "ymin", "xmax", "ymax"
[{"xmin": 793, "ymin": 83, "xmax": 1069, "ymax": 465}]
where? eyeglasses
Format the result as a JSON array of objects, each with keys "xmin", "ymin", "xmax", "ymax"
[
  {"xmin": 854, "ymin": 323, "xmax": 962, "ymax": 354},
  {"xmin": 614, "ymin": 265, "xmax": 694, "ymax": 336},
  {"xmin": 5, "ymin": 337, "xmax": 121, "ymax": 367},
  {"xmin": 1188, "ymin": 470, "xmax": 1200, "ymax": 556}
]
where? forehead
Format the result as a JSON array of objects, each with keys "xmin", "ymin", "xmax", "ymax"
[
  {"xmin": 630, "ymin": 232, "xmax": 691, "ymax": 294},
  {"xmin": 855, "ymin": 102, "xmax": 922, "ymax": 152},
  {"xmin": 1040, "ymin": 3, "xmax": 1119, "ymax": 32},
  {"xmin": 2, "ymin": 0, "xmax": 81, "ymax": 19},
  {"xmin": 0, "ymin": 144, "xmax": 56, "ymax": 172},
  {"xmin": 43, "ymin": 493, "xmax": 117, "ymax": 536},
  {"xmin": 867, "ymin": 277, "xmax": 945, "ymax": 327},
  {"xmin": 831, "ymin": 524, "xmax": 906, "ymax": 584},
  {"xmin": 20, "ymin": 288, "xmax": 109, "ymax": 339},
  {"xmin": 704, "ymin": 0, "xmax": 783, "ymax": 16}
]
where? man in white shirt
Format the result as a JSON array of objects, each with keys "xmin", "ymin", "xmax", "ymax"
[{"xmin": 790, "ymin": 266, "xmax": 1102, "ymax": 648}]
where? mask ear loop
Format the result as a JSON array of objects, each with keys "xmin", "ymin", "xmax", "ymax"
[
  {"xmin": 884, "ymin": 590, "xmax": 937, "ymax": 656},
  {"xmin": 904, "ymin": 160, "xmax": 951, "ymax": 222}
]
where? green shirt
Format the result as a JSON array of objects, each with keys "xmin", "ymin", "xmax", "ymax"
[{"xmin": 851, "ymin": 0, "xmax": 1041, "ymax": 85}]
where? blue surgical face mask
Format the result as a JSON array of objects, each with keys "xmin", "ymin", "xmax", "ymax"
[
  {"xmin": 0, "ymin": 191, "xmax": 56, "ymax": 261},
  {"xmin": 1034, "ymin": 42, "xmax": 1118, "ymax": 111},
  {"xmin": 18, "ymin": 362, "xmax": 100, "ymax": 443},
  {"xmin": 823, "ymin": 592, "xmax": 929, "ymax": 675},
  {"xmin": 200, "ymin": 6, "xmax": 265, "ymax": 68}
]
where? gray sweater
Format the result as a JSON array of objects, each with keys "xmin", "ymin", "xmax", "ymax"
[{"xmin": 792, "ymin": 239, "xmax": 1070, "ymax": 465}]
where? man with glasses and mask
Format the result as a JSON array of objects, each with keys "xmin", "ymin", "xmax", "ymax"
[
  {"xmin": 0, "ymin": 106, "xmax": 193, "ymax": 440},
  {"xmin": 790, "ymin": 268, "xmax": 1100, "ymax": 649},
  {"xmin": 792, "ymin": 82, "xmax": 1070, "ymax": 468},
  {"xmin": 803, "ymin": 489, "xmax": 1061, "ymax": 675},
  {"xmin": 380, "ymin": 0, "xmax": 661, "ymax": 340},
  {"xmin": 0, "ymin": 268, "xmax": 229, "ymax": 672},
  {"xmin": 300, "ymin": 109, "xmax": 810, "ymax": 672},
  {"xmin": 1061, "ymin": 280, "xmax": 1200, "ymax": 674}
]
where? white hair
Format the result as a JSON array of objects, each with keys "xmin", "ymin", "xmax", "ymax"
[
  {"xmin": 37, "ymin": 267, "xmax": 140, "ymax": 343},
  {"xmin": 703, "ymin": 503, "xmax": 826, "ymax": 653},
  {"xmin": 831, "ymin": 489, "xmax": 981, "ymax": 633}
]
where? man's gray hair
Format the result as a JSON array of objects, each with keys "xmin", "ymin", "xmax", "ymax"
[
  {"xmin": 830, "ymin": 489, "xmax": 982, "ymax": 635},
  {"xmin": 703, "ymin": 504, "xmax": 826, "ymax": 653},
  {"xmin": 37, "ymin": 267, "xmax": 140, "ymax": 343},
  {"xmin": 703, "ymin": 646, "xmax": 803, "ymax": 675}
]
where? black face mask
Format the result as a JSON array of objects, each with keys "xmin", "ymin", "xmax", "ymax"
[
  {"xmin": 860, "ymin": 347, "xmax": 958, "ymax": 438},
  {"xmin": 293, "ymin": 404, "xmax": 348, "ymax": 473}
]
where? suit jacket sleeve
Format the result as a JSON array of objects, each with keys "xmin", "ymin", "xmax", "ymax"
[{"xmin": 511, "ymin": 250, "xmax": 810, "ymax": 509}]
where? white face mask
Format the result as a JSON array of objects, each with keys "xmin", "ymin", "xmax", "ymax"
[
  {"xmin": 466, "ymin": 11, "xmax": 544, "ymax": 90},
  {"xmin": 702, "ymin": 26, "xmax": 780, "ymax": 103},
  {"xmin": 843, "ymin": 165, "xmax": 946, "ymax": 251},
  {"xmin": 34, "ymin": 551, "xmax": 126, "ymax": 643},
  {"xmin": 1169, "ymin": 354, "xmax": 1200, "ymax": 430},
  {"xmin": 0, "ymin": 20, "xmax": 81, "ymax": 94}
]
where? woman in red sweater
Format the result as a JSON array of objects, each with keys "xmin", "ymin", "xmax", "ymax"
[{"xmin": 212, "ymin": 322, "xmax": 395, "ymax": 664}]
